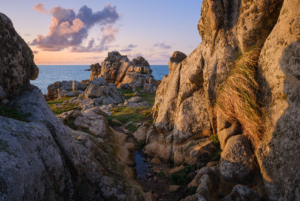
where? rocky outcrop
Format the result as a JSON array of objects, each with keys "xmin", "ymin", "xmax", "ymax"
[
  {"xmin": 0, "ymin": 13, "xmax": 39, "ymax": 100},
  {"xmin": 0, "ymin": 13, "xmax": 147, "ymax": 200},
  {"xmin": 89, "ymin": 51, "xmax": 158, "ymax": 92},
  {"xmin": 46, "ymin": 80, "xmax": 85, "ymax": 100},
  {"xmin": 255, "ymin": 0, "xmax": 300, "ymax": 200},
  {"xmin": 1, "ymin": 85, "xmax": 145, "ymax": 200}
]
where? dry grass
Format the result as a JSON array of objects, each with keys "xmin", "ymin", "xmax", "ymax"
[{"xmin": 216, "ymin": 46, "xmax": 264, "ymax": 146}]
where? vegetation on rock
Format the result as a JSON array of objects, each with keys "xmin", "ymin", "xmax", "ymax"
[{"xmin": 216, "ymin": 46, "xmax": 264, "ymax": 146}]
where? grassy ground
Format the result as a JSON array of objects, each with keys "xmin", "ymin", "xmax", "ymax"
[
  {"xmin": 47, "ymin": 97, "xmax": 78, "ymax": 115},
  {"xmin": 0, "ymin": 105, "xmax": 30, "ymax": 121},
  {"xmin": 117, "ymin": 89, "xmax": 156, "ymax": 106}
]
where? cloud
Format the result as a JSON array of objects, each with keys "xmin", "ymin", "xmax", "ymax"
[
  {"xmin": 31, "ymin": 4, "xmax": 120, "ymax": 52},
  {"xmin": 154, "ymin": 42, "xmax": 172, "ymax": 49},
  {"xmin": 25, "ymin": 33, "xmax": 31, "ymax": 36},
  {"xmin": 120, "ymin": 44, "xmax": 137, "ymax": 52},
  {"xmin": 32, "ymin": 51, "xmax": 39, "ymax": 54},
  {"xmin": 75, "ymin": 56, "xmax": 104, "ymax": 60},
  {"xmin": 70, "ymin": 25, "xmax": 119, "ymax": 52},
  {"xmin": 33, "ymin": 3, "xmax": 48, "ymax": 14}
]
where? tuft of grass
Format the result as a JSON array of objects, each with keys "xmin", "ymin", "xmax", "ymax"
[
  {"xmin": 209, "ymin": 135, "xmax": 220, "ymax": 148},
  {"xmin": 197, "ymin": 164, "xmax": 202, "ymax": 170},
  {"xmin": 157, "ymin": 172, "xmax": 165, "ymax": 178},
  {"xmin": 136, "ymin": 140, "xmax": 145, "ymax": 149},
  {"xmin": 182, "ymin": 165, "xmax": 192, "ymax": 174},
  {"xmin": 216, "ymin": 46, "xmax": 264, "ymax": 146},
  {"xmin": 125, "ymin": 122, "xmax": 137, "ymax": 133},
  {"xmin": 170, "ymin": 173, "xmax": 189, "ymax": 186},
  {"xmin": 106, "ymin": 107, "xmax": 151, "ymax": 125},
  {"xmin": 0, "ymin": 106, "xmax": 30, "ymax": 121},
  {"xmin": 47, "ymin": 97, "xmax": 78, "ymax": 115},
  {"xmin": 184, "ymin": 187, "xmax": 197, "ymax": 195},
  {"xmin": 210, "ymin": 150, "xmax": 222, "ymax": 161},
  {"xmin": 118, "ymin": 88, "xmax": 156, "ymax": 106}
]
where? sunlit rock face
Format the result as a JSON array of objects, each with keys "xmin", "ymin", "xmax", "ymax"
[
  {"xmin": 151, "ymin": 0, "xmax": 283, "ymax": 161},
  {"xmin": 89, "ymin": 51, "xmax": 158, "ymax": 91},
  {"xmin": 256, "ymin": 0, "xmax": 300, "ymax": 200},
  {"xmin": 0, "ymin": 13, "xmax": 39, "ymax": 99}
]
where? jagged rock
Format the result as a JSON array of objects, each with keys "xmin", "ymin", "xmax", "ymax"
[
  {"xmin": 102, "ymin": 96, "xmax": 117, "ymax": 105},
  {"xmin": 57, "ymin": 110, "xmax": 81, "ymax": 123},
  {"xmin": 151, "ymin": 0, "xmax": 283, "ymax": 168},
  {"xmin": 218, "ymin": 118, "xmax": 241, "ymax": 150},
  {"xmin": 0, "ymin": 13, "xmax": 39, "ymax": 98},
  {"xmin": 128, "ymin": 96, "xmax": 143, "ymax": 103},
  {"xmin": 89, "ymin": 63, "xmax": 101, "ymax": 80},
  {"xmin": 94, "ymin": 96, "xmax": 107, "ymax": 104},
  {"xmin": 133, "ymin": 124, "xmax": 148, "ymax": 142},
  {"xmin": 254, "ymin": 0, "xmax": 300, "ymax": 199},
  {"xmin": 143, "ymin": 83, "xmax": 157, "ymax": 93},
  {"xmin": 220, "ymin": 135, "xmax": 254, "ymax": 185},
  {"xmin": 74, "ymin": 107, "xmax": 111, "ymax": 138},
  {"xmin": 85, "ymin": 81, "xmax": 104, "ymax": 98},
  {"xmin": 89, "ymin": 51, "xmax": 157, "ymax": 92},
  {"xmin": 99, "ymin": 104, "xmax": 114, "ymax": 116},
  {"xmin": 46, "ymin": 81, "xmax": 61, "ymax": 100},
  {"xmin": 170, "ymin": 51, "xmax": 187, "ymax": 63},
  {"xmin": 221, "ymin": 185, "xmax": 259, "ymax": 201},
  {"xmin": 69, "ymin": 97, "xmax": 83, "ymax": 105},
  {"xmin": 121, "ymin": 83, "xmax": 130, "ymax": 89},
  {"xmin": 79, "ymin": 98, "xmax": 95, "ymax": 111},
  {"xmin": 72, "ymin": 81, "xmax": 85, "ymax": 91},
  {"xmin": 93, "ymin": 77, "xmax": 106, "ymax": 86},
  {"xmin": 64, "ymin": 91, "xmax": 77, "ymax": 97},
  {"xmin": 173, "ymin": 138, "xmax": 216, "ymax": 166}
]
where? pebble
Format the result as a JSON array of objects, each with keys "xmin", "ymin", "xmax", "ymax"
[{"xmin": 146, "ymin": 173, "xmax": 153, "ymax": 178}]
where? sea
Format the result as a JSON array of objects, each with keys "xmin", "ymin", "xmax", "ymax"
[{"xmin": 31, "ymin": 65, "xmax": 169, "ymax": 94}]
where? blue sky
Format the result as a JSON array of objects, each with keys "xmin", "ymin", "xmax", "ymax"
[{"xmin": 0, "ymin": 0, "xmax": 203, "ymax": 65}]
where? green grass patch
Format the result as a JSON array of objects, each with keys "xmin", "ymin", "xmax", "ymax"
[
  {"xmin": 0, "ymin": 106, "xmax": 30, "ymax": 121},
  {"xmin": 210, "ymin": 150, "xmax": 222, "ymax": 161},
  {"xmin": 182, "ymin": 165, "xmax": 192, "ymax": 174},
  {"xmin": 124, "ymin": 122, "xmax": 138, "ymax": 133},
  {"xmin": 136, "ymin": 140, "xmax": 145, "ymax": 150},
  {"xmin": 118, "ymin": 88, "xmax": 156, "ymax": 106},
  {"xmin": 106, "ymin": 107, "xmax": 151, "ymax": 125},
  {"xmin": 157, "ymin": 172, "xmax": 165, "ymax": 178},
  {"xmin": 170, "ymin": 173, "xmax": 189, "ymax": 186},
  {"xmin": 47, "ymin": 97, "xmax": 78, "ymax": 115},
  {"xmin": 209, "ymin": 134, "xmax": 220, "ymax": 148},
  {"xmin": 197, "ymin": 164, "xmax": 202, "ymax": 170},
  {"xmin": 184, "ymin": 187, "xmax": 197, "ymax": 195}
]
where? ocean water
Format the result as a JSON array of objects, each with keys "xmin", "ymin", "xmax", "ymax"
[{"xmin": 31, "ymin": 65, "xmax": 169, "ymax": 94}]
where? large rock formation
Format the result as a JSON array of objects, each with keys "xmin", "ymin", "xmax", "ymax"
[
  {"xmin": 0, "ymin": 13, "xmax": 147, "ymax": 201},
  {"xmin": 150, "ymin": 0, "xmax": 300, "ymax": 200},
  {"xmin": 255, "ymin": 0, "xmax": 300, "ymax": 200},
  {"xmin": 89, "ymin": 51, "xmax": 158, "ymax": 91},
  {"xmin": 0, "ymin": 13, "xmax": 39, "ymax": 100}
]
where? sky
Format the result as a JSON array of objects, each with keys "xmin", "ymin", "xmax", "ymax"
[{"xmin": 0, "ymin": 0, "xmax": 203, "ymax": 65}]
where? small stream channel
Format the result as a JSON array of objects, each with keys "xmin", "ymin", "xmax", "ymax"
[{"xmin": 134, "ymin": 150, "xmax": 149, "ymax": 181}]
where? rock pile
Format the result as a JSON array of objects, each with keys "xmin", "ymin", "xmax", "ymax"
[{"xmin": 89, "ymin": 51, "xmax": 158, "ymax": 92}]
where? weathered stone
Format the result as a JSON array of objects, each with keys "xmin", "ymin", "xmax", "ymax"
[
  {"xmin": 64, "ymin": 91, "xmax": 77, "ymax": 97},
  {"xmin": 0, "ymin": 13, "xmax": 39, "ymax": 98},
  {"xmin": 255, "ymin": 0, "xmax": 300, "ymax": 199},
  {"xmin": 133, "ymin": 124, "xmax": 148, "ymax": 142},
  {"xmin": 221, "ymin": 185, "xmax": 259, "ymax": 201},
  {"xmin": 218, "ymin": 121, "xmax": 241, "ymax": 150},
  {"xmin": 170, "ymin": 51, "xmax": 187, "ymax": 63},
  {"xmin": 57, "ymin": 110, "xmax": 81, "ymax": 123},
  {"xmin": 150, "ymin": 158, "xmax": 161, "ymax": 165},
  {"xmin": 74, "ymin": 107, "xmax": 112, "ymax": 138},
  {"xmin": 72, "ymin": 80, "xmax": 85, "ymax": 91},
  {"xmin": 220, "ymin": 135, "xmax": 254, "ymax": 185},
  {"xmin": 169, "ymin": 185, "xmax": 181, "ymax": 193},
  {"xmin": 169, "ymin": 165, "xmax": 184, "ymax": 174}
]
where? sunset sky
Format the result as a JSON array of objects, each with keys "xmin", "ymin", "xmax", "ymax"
[{"xmin": 1, "ymin": 0, "xmax": 203, "ymax": 65}]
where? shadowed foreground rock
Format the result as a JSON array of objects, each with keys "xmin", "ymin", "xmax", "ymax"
[{"xmin": 1, "ymin": 85, "xmax": 145, "ymax": 200}]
